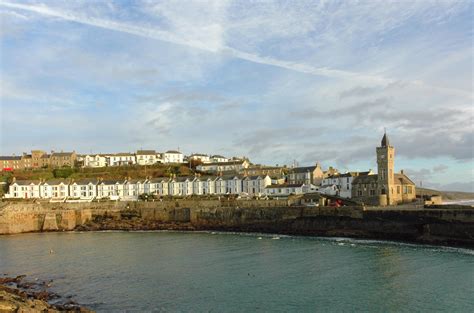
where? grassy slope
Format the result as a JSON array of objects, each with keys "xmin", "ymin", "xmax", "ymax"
[{"xmin": 416, "ymin": 187, "xmax": 474, "ymax": 201}]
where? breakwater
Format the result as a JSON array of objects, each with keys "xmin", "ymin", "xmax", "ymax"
[{"xmin": 1, "ymin": 200, "xmax": 473, "ymax": 247}]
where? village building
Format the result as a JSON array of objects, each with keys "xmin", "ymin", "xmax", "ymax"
[
  {"xmin": 83, "ymin": 154, "xmax": 108, "ymax": 168},
  {"xmin": 50, "ymin": 151, "xmax": 77, "ymax": 168},
  {"xmin": 7, "ymin": 180, "xmax": 42, "ymax": 199},
  {"xmin": 351, "ymin": 133, "xmax": 416, "ymax": 205},
  {"xmin": 147, "ymin": 177, "xmax": 170, "ymax": 196},
  {"xmin": 97, "ymin": 180, "xmax": 126, "ymax": 199},
  {"xmin": 189, "ymin": 154, "xmax": 211, "ymax": 164},
  {"xmin": 242, "ymin": 166, "xmax": 285, "ymax": 177},
  {"xmin": 69, "ymin": 179, "xmax": 99, "ymax": 199},
  {"xmin": 163, "ymin": 150, "xmax": 184, "ymax": 164},
  {"xmin": 288, "ymin": 162, "xmax": 324, "ymax": 185},
  {"xmin": 196, "ymin": 160, "xmax": 250, "ymax": 173},
  {"xmin": 107, "ymin": 153, "xmax": 136, "ymax": 166},
  {"xmin": 242, "ymin": 175, "xmax": 272, "ymax": 195},
  {"xmin": 321, "ymin": 170, "xmax": 374, "ymax": 198},
  {"xmin": 0, "ymin": 156, "xmax": 23, "ymax": 171},
  {"xmin": 42, "ymin": 179, "xmax": 70, "ymax": 198},
  {"xmin": 264, "ymin": 184, "xmax": 306, "ymax": 196},
  {"xmin": 210, "ymin": 155, "xmax": 228, "ymax": 163},
  {"xmin": 136, "ymin": 150, "xmax": 158, "ymax": 165}
]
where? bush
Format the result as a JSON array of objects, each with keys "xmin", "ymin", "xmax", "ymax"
[{"xmin": 53, "ymin": 168, "xmax": 75, "ymax": 178}]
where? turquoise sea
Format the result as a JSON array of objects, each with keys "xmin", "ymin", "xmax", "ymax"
[{"xmin": 0, "ymin": 231, "xmax": 473, "ymax": 312}]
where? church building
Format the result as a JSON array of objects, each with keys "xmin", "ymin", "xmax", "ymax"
[{"xmin": 352, "ymin": 132, "xmax": 416, "ymax": 206}]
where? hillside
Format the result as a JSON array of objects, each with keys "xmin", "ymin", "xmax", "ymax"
[{"xmin": 416, "ymin": 187, "xmax": 474, "ymax": 201}]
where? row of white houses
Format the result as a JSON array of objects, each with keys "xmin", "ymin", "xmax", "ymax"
[
  {"xmin": 82, "ymin": 150, "xmax": 237, "ymax": 168},
  {"xmin": 6, "ymin": 175, "xmax": 312, "ymax": 200}
]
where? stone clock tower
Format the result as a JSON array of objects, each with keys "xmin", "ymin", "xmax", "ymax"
[{"xmin": 376, "ymin": 132, "xmax": 395, "ymax": 205}]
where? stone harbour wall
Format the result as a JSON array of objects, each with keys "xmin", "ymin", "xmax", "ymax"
[{"xmin": 0, "ymin": 200, "xmax": 473, "ymax": 247}]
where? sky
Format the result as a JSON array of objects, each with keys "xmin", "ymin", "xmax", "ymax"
[{"xmin": 0, "ymin": 0, "xmax": 472, "ymax": 192}]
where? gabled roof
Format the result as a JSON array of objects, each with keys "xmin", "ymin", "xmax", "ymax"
[
  {"xmin": 12, "ymin": 180, "xmax": 41, "ymax": 186},
  {"xmin": 165, "ymin": 150, "xmax": 182, "ymax": 154},
  {"xmin": 149, "ymin": 177, "xmax": 170, "ymax": 183},
  {"xmin": 0, "ymin": 156, "xmax": 22, "ymax": 160},
  {"xmin": 266, "ymin": 183, "xmax": 304, "ymax": 188},
  {"xmin": 136, "ymin": 150, "xmax": 156, "ymax": 155},
  {"xmin": 394, "ymin": 173, "xmax": 415, "ymax": 185},
  {"xmin": 100, "ymin": 179, "xmax": 125, "ymax": 185},
  {"xmin": 72, "ymin": 179, "xmax": 100, "ymax": 185},
  {"xmin": 44, "ymin": 179, "xmax": 69, "ymax": 185},
  {"xmin": 352, "ymin": 175, "xmax": 378, "ymax": 185},
  {"xmin": 199, "ymin": 160, "xmax": 245, "ymax": 166},
  {"xmin": 290, "ymin": 166, "xmax": 317, "ymax": 173},
  {"xmin": 51, "ymin": 152, "xmax": 75, "ymax": 157},
  {"xmin": 211, "ymin": 155, "xmax": 226, "ymax": 159}
]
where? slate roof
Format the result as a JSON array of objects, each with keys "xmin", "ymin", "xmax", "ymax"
[
  {"xmin": 394, "ymin": 173, "xmax": 416, "ymax": 185},
  {"xmin": 199, "ymin": 160, "xmax": 245, "ymax": 166},
  {"xmin": 136, "ymin": 150, "xmax": 156, "ymax": 155},
  {"xmin": 0, "ymin": 156, "xmax": 21, "ymax": 160},
  {"xmin": 165, "ymin": 150, "xmax": 182, "ymax": 154},
  {"xmin": 211, "ymin": 155, "xmax": 226, "ymax": 158},
  {"xmin": 266, "ymin": 183, "xmax": 304, "ymax": 188},
  {"xmin": 149, "ymin": 177, "xmax": 170, "ymax": 183},
  {"xmin": 72, "ymin": 179, "xmax": 100, "ymax": 185},
  {"xmin": 290, "ymin": 166, "xmax": 317, "ymax": 173},
  {"xmin": 51, "ymin": 152, "xmax": 74, "ymax": 157},
  {"xmin": 44, "ymin": 179, "xmax": 69, "ymax": 185},
  {"xmin": 352, "ymin": 175, "xmax": 378, "ymax": 185},
  {"xmin": 12, "ymin": 180, "xmax": 41, "ymax": 186}
]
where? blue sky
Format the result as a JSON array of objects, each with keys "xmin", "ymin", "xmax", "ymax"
[{"xmin": 0, "ymin": 0, "xmax": 472, "ymax": 192}]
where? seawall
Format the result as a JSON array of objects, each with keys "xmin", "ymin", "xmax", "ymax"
[{"xmin": 1, "ymin": 200, "xmax": 473, "ymax": 247}]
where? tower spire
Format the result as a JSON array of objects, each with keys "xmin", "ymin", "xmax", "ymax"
[{"xmin": 381, "ymin": 130, "xmax": 390, "ymax": 147}]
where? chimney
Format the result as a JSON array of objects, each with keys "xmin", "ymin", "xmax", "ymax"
[
  {"xmin": 12, "ymin": 177, "xmax": 16, "ymax": 183},
  {"xmin": 400, "ymin": 169, "xmax": 404, "ymax": 175}
]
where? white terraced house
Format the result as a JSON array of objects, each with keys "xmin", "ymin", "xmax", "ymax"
[
  {"xmin": 69, "ymin": 179, "xmax": 99, "ymax": 199},
  {"xmin": 97, "ymin": 180, "xmax": 126, "ymax": 199},
  {"xmin": 242, "ymin": 175, "xmax": 272, "ymax": 195},
  {"xmin": 210, "ymin": 155, "xmax": 228, "ymax": 163},
  {"xmin": 42, "ymin": 179, "xmax": 70, "ymax": 198},
  {"xmin": 7, "ymin": 180, "xmax": 42, "ymax": 199},
  {"xmin": 148, "ymin": 177, "xmax": 170, "ymax": 196},
  {"xmin": 163, "ymin": 150, "xmax": 184, "ymax": 164},
  {"xmin": 192, "ymin": 176, "xmax": 205, "ymax": 195},
  {"xmin": 223, "ymin": 175, "xmax": 244, "ymax": 194}
]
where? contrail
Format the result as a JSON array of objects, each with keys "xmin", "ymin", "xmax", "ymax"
[
  {"xmin": 0, "ymin": 0, "xmax": 388, "ymax": 84},
  {"xmin": 0, "ymin": 0, "xmax": 472, "ymax": 100}
]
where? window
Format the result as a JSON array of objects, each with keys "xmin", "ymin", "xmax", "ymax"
[{"xmin": 397, "ymin": 186, "xmax": 400, "ymax": 194}]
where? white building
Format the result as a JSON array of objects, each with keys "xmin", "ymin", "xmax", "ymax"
[
  {"xmin": 6, "ymin": 180, "xmax": 42, "ymax": 199},
  {"xmin": 107, "ymin": 153, "xmax": 136, "ymax": 166},
  {"xmin": 163, "ymin": 151, "xmax": 184, "ymax": 164},
  {"xmin": 210, "ymin": 155, "xmax": 228, "ymax": 163},
  {"xmin": 83, "ymin": 154, "xmax": 107, "ymax": 168},
  {"xmin": 69, "ymin": 179, "xmax": 98, "ymax": 199},
  {"xmin": 42, "ymin": 179, "xmax": 70, "ymax": 198},
  {"xmin": 321, "ymin": 170, "xmax": 374, "ymax": 198},
  {"xmin": 136, "ymin": 150, "xmax": 158, "ymax": 165},
  {"xmin": 189, "ymin": 154, "xmax": 211, "ymax": 164},
  {"xmin": 264, "ymin": 183, "xmax": 317, "ymax": 197},
  {"xmin": 196, "ymin": 160, "xmax": 250, "ymax": 173},
  {"xmin": 242, "ymin": 175, "xmax": 272, "ymax": 195},
  {"xmin": 97, "ymin": 180, "xmax": 126, "ymax": 199},
  {"xmin": 317, "ymin": 184, "xmax": 339, "ymax": 196},
  {"xmin": 148, "ymin": 177, "xmax": 170, "ymax": 196},
  {"xmin": 223, "ymin": 175, "xmax": 243, "ymax": 194}
]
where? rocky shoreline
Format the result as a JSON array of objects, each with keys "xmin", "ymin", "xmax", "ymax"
[
  {"xmin": 0, "ymin": 275, "xmax": 93, "ymax": 312},
  {"xmin": 75, "ymin": 214, "xmax": 474, "ymax": 249}
]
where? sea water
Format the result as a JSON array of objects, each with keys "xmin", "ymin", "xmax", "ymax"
[{"xmin": 0, "ymin": 232, "xmax": 473, "ymax": 312}]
